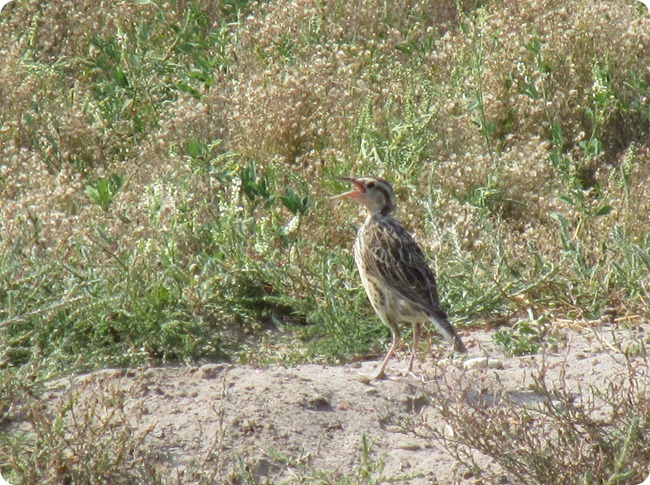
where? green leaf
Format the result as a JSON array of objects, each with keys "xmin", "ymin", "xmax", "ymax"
[
  {"xmin": 524, "ymin": 36, "xmax": 541, "ymax": 55},
  {"xmin": 280, "ymin": 188, "xmax": 309, "ymax": 216},
  {"xmin": 114, "ymin": 68, "xmax": 129, "ymax": 88},
  {"xmin": 522, "ymin": 83, "xmax": 539, "ymax": 100},
  {"xmin": 108, "ymin": 173, "xmax": 123, "ymax": 194},
  {"xmin": 186, "ymin": 139, "xmax": 203, "ymax": 158},
  {"xmin": 595, "ymin": 205, "xmax": 613, "ymax": 217},
  {"xmin": 176, "ymin": 81, "xmax": 201, "ymax": 99},
  {"xmin": 85, "ymin": 174, "xmax": 122, "ymax": 212},
  {"xmin": 558, "ymin": 195, "xmax": 574, "ymax": 205}
]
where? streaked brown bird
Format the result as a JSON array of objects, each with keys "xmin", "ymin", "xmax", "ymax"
[{"xmin": 333, "ymin": 176, "xmax": 467, "ymax": 379}]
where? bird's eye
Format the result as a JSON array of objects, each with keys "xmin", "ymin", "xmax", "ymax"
[{"xmin": 366, "ymin": 181, "xmax": 375, "ymax": 189}]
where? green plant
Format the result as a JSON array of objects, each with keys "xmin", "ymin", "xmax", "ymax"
[
  {"xmin": 493, "ymin": 318, "xmax": 546, "ymax": 356},
  {"xmin": 84, "ymin": 173, "xmax": 123, "ymax": 212},
  {"xmin": 343, "ymin": 434, "xmax": 388, "ymax": 485},
  {"xmin": 459, "ymin": 4, "xmax": 497, "ymax": 162},
  {"xmin": 280, "ymin": 186, "xmax": 310, "ymax": 217}
]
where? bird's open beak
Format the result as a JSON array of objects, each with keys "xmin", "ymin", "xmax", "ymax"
[{"xmin": 331, "ymin": 177, "xmax": 365, "ymax": 200}]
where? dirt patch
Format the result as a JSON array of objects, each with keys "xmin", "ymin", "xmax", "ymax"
[{"xmin": 32, "ymin": 322, "xmax": 649, "ymax": 483}]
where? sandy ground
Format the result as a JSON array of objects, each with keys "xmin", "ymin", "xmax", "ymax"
[{"xmin": 34, "ymin": 321, "xmax": 649, "ymax": 484}]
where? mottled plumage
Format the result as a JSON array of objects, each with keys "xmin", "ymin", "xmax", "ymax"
[{"xmin": 334, "ymin": 176, "xmax": 466, "ymax": 378}]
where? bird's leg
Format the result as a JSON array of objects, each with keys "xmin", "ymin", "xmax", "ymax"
[
  {"xmin": 374, "ymin": 325, "xmax": 399, "ymax": 379},
  {"xmin": 407, "ymin": 322, "xmax": 421, "ymax": 373}
]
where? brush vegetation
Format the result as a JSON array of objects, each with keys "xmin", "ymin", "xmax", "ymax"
[{"xmin": 1, "ymin": 0, "xmax": 649, "ymax": 482}]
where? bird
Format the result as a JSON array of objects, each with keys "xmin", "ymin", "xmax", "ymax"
[{"xmin": 333, "ymin": 176, "xmax": 467, "ymax": 379}]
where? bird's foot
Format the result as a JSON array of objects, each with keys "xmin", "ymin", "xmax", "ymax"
[
  {"xmin": 356, "ymin": 368, "xmax": 404, "ymax": 382},
  {"xmin": 398, "ymin": 367, "xmax": 427, "ymax": 382},
  {"xmin": 355, "ymin": 370, "xmax": 386, "ymax": 383}
]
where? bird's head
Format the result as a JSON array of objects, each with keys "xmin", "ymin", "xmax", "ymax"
[{"xmin": 332, "ymin": 176, "xmax": 396, "ymax": 216}]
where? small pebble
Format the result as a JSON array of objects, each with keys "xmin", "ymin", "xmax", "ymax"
[
  {"xmin": 463, "ymin": 357, "xmax": 504, "ymax": 370},
  {"xmin": 356, "ymin": 373, "xmax": 374, "ymax": 384}
]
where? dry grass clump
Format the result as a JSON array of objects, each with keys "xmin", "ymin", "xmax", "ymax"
[
  {"xmin": 220, "ymin": 0, "xmax": 468, "ymax": 164},
  {"xmin": 430, "ymin": 342, "xmax": 650, "ymax": 483},
  {"xmin": 434, "ymin": 6, "xmax": 646, "ymax": 174},
  {"xmin": 431, "ymin": 0, "xmax": 650, "ymax": 147},
  {"xmin": 424, "ymin": 0, "xmax": 650, "ymax": 232},
  {"xmin": 1, "ymin": 0, "xmax": 216, "ymax": 253},
  {"xmin": 1, "ymin": 371, "xmax": 163, "ymax": 484}
]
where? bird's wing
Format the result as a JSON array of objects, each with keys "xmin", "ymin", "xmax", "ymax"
[{"xmin": 364, "ymin": 218, "xmax": 443, "ymax": 316}]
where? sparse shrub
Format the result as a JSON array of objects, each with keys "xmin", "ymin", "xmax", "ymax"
[
  {"xmin": 0, "ymin": 375, "xmax": 164, "ymax": 484},
  {"xmin": 430, "ymin": 342, "xmax": 650, "ymax": 484}
]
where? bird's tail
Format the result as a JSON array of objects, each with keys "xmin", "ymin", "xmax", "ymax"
[{"xmin": 429, "ymin": 311, "xmax": 467, "ymax": 354}]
